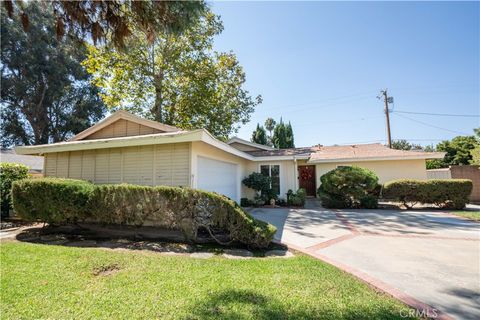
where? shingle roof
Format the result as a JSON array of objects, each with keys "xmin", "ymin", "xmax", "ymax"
[
  {"xmin": 0, "ymin": 149, "xmax": 44, "ymax": 173},
  {"xmin": 245, "ymin": 143, "xmax": 444, "ymax": 161},
  {"xmin": 245, "ymin": 146, "xmax": 319, "ymax": 157},
  {"xmin": 309, "ymin": 143, "xmax": 444, "ymax": 162}
]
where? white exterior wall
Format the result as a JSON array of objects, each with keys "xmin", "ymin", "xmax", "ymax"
[{"xmin": 245, "ymin": 160, "xmax": 297, "ymax": 200}]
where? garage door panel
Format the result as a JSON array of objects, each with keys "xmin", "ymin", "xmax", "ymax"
[{"xmin": 197, "ymin": 156, "xmax": 238, "ymax": 201}]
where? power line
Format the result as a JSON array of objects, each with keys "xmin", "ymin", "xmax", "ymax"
[
  {"xmin": 293, "ymin": 115, "xmax": 384, "ymax": 126},
  {"xmin": 393, "ymin": 110, "xmax": 480, "ymax": 118},
  {"xmin": 393, "ymin": 113, "xmax": 470, "ymax": 135},
  {"xmin": 260, "ymin": 91, "xmax": 376, "ymax": 111}
]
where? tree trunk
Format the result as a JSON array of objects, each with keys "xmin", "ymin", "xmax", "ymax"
[{"xmin": 153, "ymin": 70, "xmax": 163, "ymax": 123}]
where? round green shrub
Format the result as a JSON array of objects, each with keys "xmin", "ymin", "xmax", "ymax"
[{"xmin": 318, "ymin": 166, "xmax": 380, "ymax": 209}]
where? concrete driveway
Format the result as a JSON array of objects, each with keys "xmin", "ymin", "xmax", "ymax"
[{"xmin": 251, "ymin": 203, "xmax": 480, "ymax": 320}]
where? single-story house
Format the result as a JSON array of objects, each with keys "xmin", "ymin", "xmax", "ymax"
[
  {"xmin": 15, "ymin": 110, "xmax": 444, "ymax": 202},
  {"xmin": 0, "ymin": 149, "xmax": 44, "ymax": 176}
]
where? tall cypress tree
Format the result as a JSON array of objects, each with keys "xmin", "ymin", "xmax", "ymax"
[
  {"xmin": 251, "ymin": 124, "xmax": 268, "ymax": 146},
  {"xmin": 285, "ymin": 122, "xmax": 295, "ymax": 148},
  {"xmin": 272, "ymin": 118, "xmax": 295, "ymax": 149}
]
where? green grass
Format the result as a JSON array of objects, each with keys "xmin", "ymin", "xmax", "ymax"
[
  {"xmin": 1, "ymin": 242, "xmax": 416, "ymax": 320},
  {"xmin": 450, "ymin": 211, "xmax": 480, "ymax": 221}
]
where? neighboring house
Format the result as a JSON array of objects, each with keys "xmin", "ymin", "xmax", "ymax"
[
  {"xmin": 0, "ymin": 149, "xmax": 44, "ymax": 176},
  {"xmin": 15, "ymin": 110, "xmax": 444, "ymax": 202}
]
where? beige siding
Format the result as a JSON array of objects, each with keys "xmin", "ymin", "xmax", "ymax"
[
  {"xmin": 56, "ymin": 152, "xmax": 69, "ymax": 178},
  {"xmin": 82, "ymin": 151, "xmax": 95, "ymax": 181},
  {"xmin": 68, "ymin": 151, "xmax": 83, "ymax": 179},
  {"xmin": 43, "ymin": 143, "xmax": 190, "ymax": 187},
  {"xmin": 45, "ymin": 153, "xmax": 57, "ymax": 176},
  {"xmin": 94, "ymin": 149, "xmax": 109, "ymax": 184},
  {"xmin": 84, "ymin": 119, "xmax": 162, "ymax": 140},
  {"xmin": 137, "ymin": 145, "xmax": 154, "ymax": 185},
  {"xmin": 154, "ymin": 143, "xmax": 190, "ymax": 186},
  {"xmin": 108, "ymin": 149, "xmax": 122, "ymax": 184},
  {"xmin": 172, "ymin": 143, "xmax": 190, "ymax": 186}
]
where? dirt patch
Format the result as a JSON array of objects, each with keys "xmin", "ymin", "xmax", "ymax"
[{"xmin": 92, "ymin": 264, "xmax": 120, "ymax": 276}]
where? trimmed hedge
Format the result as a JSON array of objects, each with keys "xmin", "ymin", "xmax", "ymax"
[
  {"xmin": 318, "ymin": 166, "xmax": 380, "ymax": 209},
  {"xmin": 382, "ymin": 179, "xmax": 473, "ymax": 209},
  {"xmin": 12, "ymin": 178, "xmax": 95, "ymax": 223},
  {"xmin": 11, "ymin": 179, "xmax": 276, "ymax": 248},
  {"xmin": 0, "ymin": 162, "xmax": 29, "ymax": 217}
]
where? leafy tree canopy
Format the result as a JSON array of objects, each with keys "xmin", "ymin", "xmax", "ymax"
[
  {"xmin": 437, "ymin": 135, "xmax": 478, "ymax": 166},
  {"xmin": 251, "ymin": 124, "xmax": 268, "ymax": 146},
  {"xmin": 391, "ymin": 139, "xmax": 422, "ymax": 151},
  {"xmin": 83, "ymin": 9, "xmax": 261, "ymax": 140},
  {"xmin": 426, "ymin": 131, "xmax": 479, "ymax": 169},
  {"xmin": 3, "ymin": 0, "xmax": 207, "ymax": 48},
  {"xmin": 1, "ymin": 3, "xmax": 105, "ymax": 147}
]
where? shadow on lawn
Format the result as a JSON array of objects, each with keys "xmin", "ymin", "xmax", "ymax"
[{"xmin": 189, "ymin": 289, "xmax": 414, "ymax": 320}]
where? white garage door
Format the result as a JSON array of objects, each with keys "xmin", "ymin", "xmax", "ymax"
[{"xmin": 197, "ymin": 156, "xmax": 238, "ymax": 201}]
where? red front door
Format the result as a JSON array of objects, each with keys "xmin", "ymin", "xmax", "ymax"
[{"xmin": 298, "ymin": 165, "xmax": 316, "ymax": 196}]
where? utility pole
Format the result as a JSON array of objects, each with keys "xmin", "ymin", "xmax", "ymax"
[{"xmin": 378, "ymin": 89, "xmax": 393, "ymax": 148}]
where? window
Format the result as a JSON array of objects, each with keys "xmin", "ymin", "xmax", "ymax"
[{"xmin": 260, "ymin": 165, "xmax": 280, "ymax": 195}]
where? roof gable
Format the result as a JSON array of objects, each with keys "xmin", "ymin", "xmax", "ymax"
[{"xmin": 70, "ymin": 110, "xmax": 181, "ymax": 141}]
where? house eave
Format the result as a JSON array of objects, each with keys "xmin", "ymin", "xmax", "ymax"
[
  {"xmin": 307, "ymin": 153, "xmax": 445, "ymax": 164},
  {"xmin": 226, "ymin": 137, "xmax": 275, "ymax": 151},
  {"xmin": 251, "ymin": 155, "xmax": 311, "ymax": 161},
  {"xmin": 15, "ymin": 130, "xmax": 204, "ymax": 155}
]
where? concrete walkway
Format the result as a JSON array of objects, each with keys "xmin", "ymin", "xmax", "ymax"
[{"xmin": 251, "ymin": 203, "xmax": 480, "ymax": 320}]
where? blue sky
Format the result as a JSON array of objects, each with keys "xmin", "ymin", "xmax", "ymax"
[{"xmin": 211, "ymin": 1, "xmax": 479, "ymax": 147}]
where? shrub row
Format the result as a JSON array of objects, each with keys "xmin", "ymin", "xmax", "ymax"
[
  {"xmin": 0, "ymin": 163, "xmax": 29, "ymax": 217},
  {"xmin": 12, "ymin": 178, "xmax": 276, "ymax": 248},
  {"xmin": 383, "ymin": 179, "xmax": 473, "ymax": 209}
]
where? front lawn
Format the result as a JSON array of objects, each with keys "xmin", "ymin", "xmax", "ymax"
[
  {"xmin": 1, "ymin": 242, "xmax": 415, "ymax": 319},
  {"xmin": 450, "ymin": 210, "xmax": 480, "ymax": 221}
]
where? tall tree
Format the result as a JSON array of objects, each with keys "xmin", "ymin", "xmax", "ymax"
[
  {"xmin": 264, "ymin": 117, "xmax": 276, "ymax": 145},
  {"xmin": 437, "ymin": 136, "xmax": 477, "ymax": 166},
  {"xmin": 285, "ymin": 121, "xmax": 295, "ymax": 148},
  {"xmin": 251, "ymin": 124, "xmax": 268, "ymax": 146},
  {"xmin": 427, "ymin": 134, "xmax": 479, "ymax": 169},
  {"xmin": 1, "ymin": 3, "xmax": 105, "ymax": 147},
  {"xmin": 3, "ymin": 0, "xmax": 206, "ymax": 48},
  {"xmin": 391, "ymin": 139, "xmax": 422, "ymax": 151},
  {"xmin": 83, "ymin": 10, "xmax": 261, "ymax": 140},
  {"xmin": 271, "ymin": 118, "xmax": 295, "ymax": 149},
  {"xmin": 272, "ymin": 118, "xmax": 286, "ymax": 149}
]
